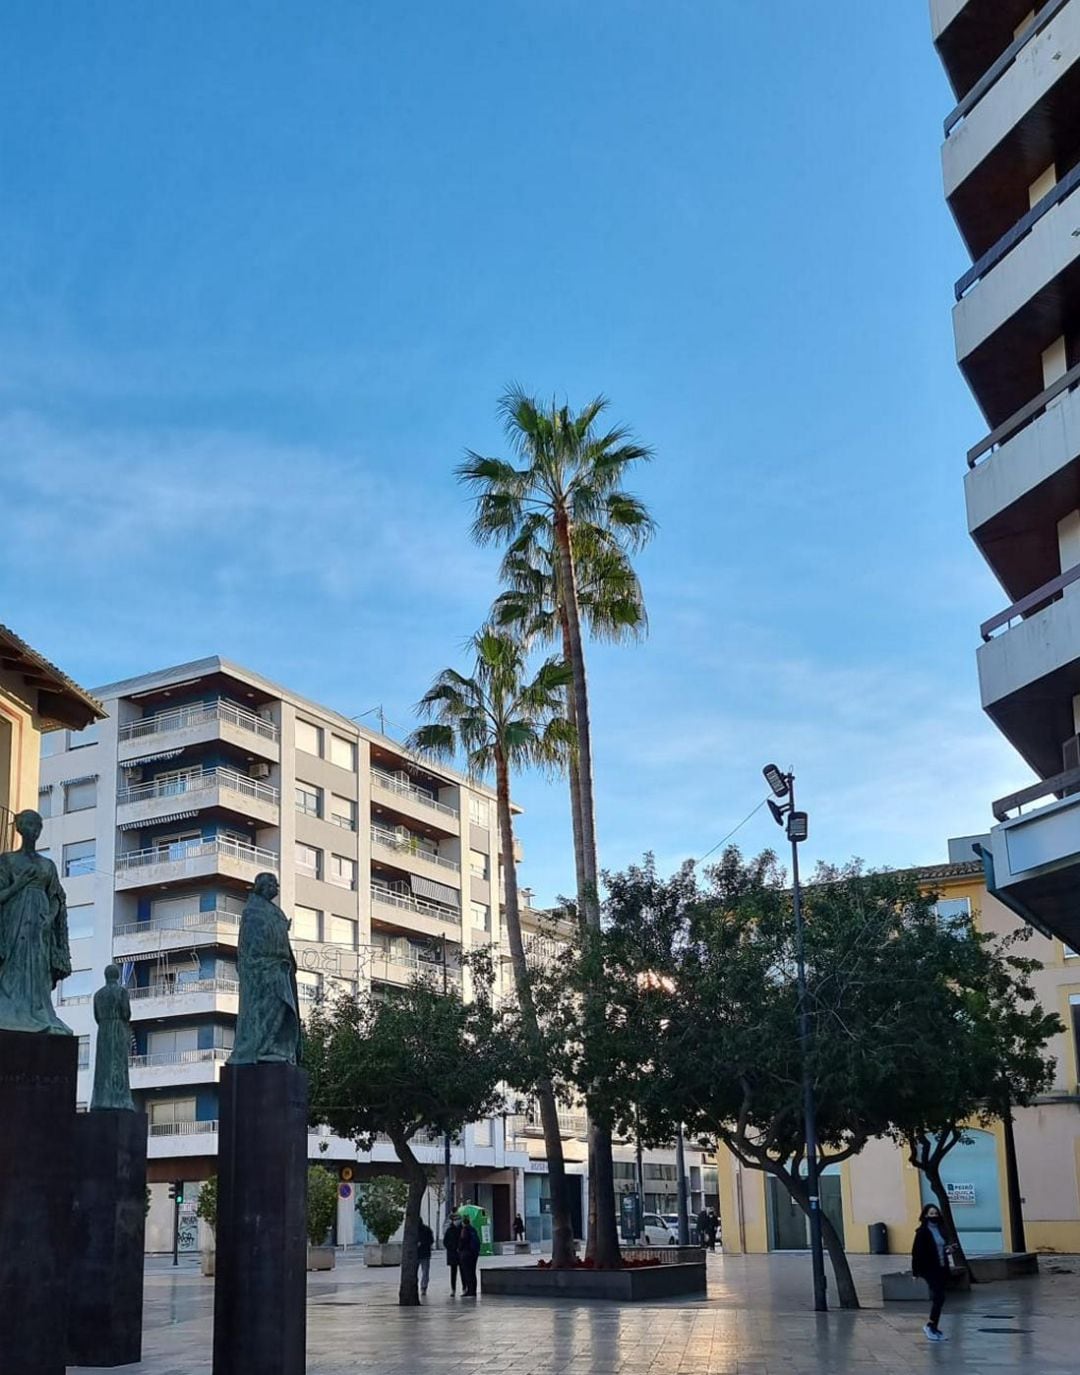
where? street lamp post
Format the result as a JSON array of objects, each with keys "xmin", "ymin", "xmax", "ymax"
[
  {"xmin": 675, "ymin": 1122, "xmax": 691, "ymax": 1246},
  {"xmin": 763, "ymin": 764, "xmax": 827, "ymax": 1313}
]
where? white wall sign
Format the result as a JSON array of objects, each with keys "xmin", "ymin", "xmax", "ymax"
[{"xmin": 946, "ymin": 1183, "xmax": 976, "ymax": 1207}]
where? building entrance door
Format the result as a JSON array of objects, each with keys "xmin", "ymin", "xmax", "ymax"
[{"xmin": 766, "ymin": 1174, "xmax": 845, "ymax": 1250}]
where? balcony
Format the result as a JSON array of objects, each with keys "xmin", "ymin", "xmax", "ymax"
[
  {"xmin": 369, "ymin": 949, "xmax": 463, "ymax": 990},
  {"xmin": 507, "ymin": 1111, "xmax": 588, "ymax": 1140},
  {"xmin": 370, "ymin": 825, "xmax": 461, "ymax": 880},
  {"xmin": 118, "ymin": 699, "xmax": 279, "ymax": 765},
  {"xmin": 115, "ymin": 837, "xmax": 279, "ymax": 891},
  {"xmin": 117, "ymin": 767, "xmax": 279, "ymax": 828},
  {"xmin": 127, "ymin": 978, "xmax": 239, "ymax": 1020},
  {"xmin": 933, "ymin": 2, "xmax": 1039, "ymax": 102},
  {"xmin": 981, "ymin": 782, "xmax": 1080, "ymax": 949},
  {"xmin": 113, "ymin": 909, "xmax": 241, "ymax": 957},
  {"xmin": 129, "ymin": 1046, "xmax": 230, "ymax": 1089},
  {"xmin": 369, "ymin": 769, "xmax": 459, "ymax": 831},
  {"xmin": 369, "ymin": 885, "xmax": 461, "ymax": 938},
  {"xmin": 146, "ymin": 1118, "xmax": 220, "ymax": 1159}
]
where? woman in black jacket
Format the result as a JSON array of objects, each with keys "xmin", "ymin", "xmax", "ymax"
[
  {"xmin": 443, "ymin": 1216, "xmax": 462, "ymax": 1296},
  {"xmin": 911, "ymin": 1203, "xmax": 953, "ymax": 1342}
]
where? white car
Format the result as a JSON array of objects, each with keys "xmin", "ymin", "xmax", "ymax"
[{"xmin": 641, "ymin": 1212, "xmax": 679, "ymax": 1245}]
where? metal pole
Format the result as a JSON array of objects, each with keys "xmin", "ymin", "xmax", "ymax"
[
  {"xmin": 635, "ymin": 1130, "xmax": 645, "ymax": 1223},
  {"xmin": 1001, "ymin": 1094, "xmax": 1026, "ymax": 1253},
  {"xmin": 675, "ymin": 1123, "xmax": 690, "ymax": 1245},
  {"xmin": 441, "ymin": 935, "xmax": 454, "ymax": 1223},
  {"xmin": 172, "ymin": 1186, "xmax": 180, "ymax": 1267},
  {"xmin": 789, "ymin": 774, "xmax": 827, "ymax": 1312}
]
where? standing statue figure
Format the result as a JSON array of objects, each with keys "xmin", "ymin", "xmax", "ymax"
[
  {"xmin": 0, "ymin": 809, "xmax": 72, "ymax": 1035},
  {"xmin": 91, "ymin": 964, "xmax": 135, "ymax": 1110},
  {"xmin": 229, "ymin": 872, "xmax": 302, "ymax": 1065}
]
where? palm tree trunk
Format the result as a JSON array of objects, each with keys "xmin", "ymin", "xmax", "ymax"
[
  {"xmin": 561, "ymin": 613, "xmax": 588, "ymax": 913},
  {"xmin": 495, "ymin": 749, "xmax": 576, "ymax": 1268},
  {"xmin": 392, "ymin": 1135, "xmax": 428, "ymax": 1306}
]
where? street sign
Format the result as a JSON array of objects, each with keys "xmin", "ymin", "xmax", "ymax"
[
  {"xmin": 339, "ymin": 1184, "xmax": 352, "ymax": 1199},
  {"xmin": 340, "ymin": 1166, "xmax": 354, "ymax": 1182}
]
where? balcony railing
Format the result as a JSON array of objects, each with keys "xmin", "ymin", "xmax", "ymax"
[
  {"xmin": 116, "ymin": 837, "xmax": 279, "ymax": 874},
  {"xmin": 129, "ymin": 1047, "xmax": 231, "ymax": 1071},
  {"xmin": 370, "ymin": 826, "xmax": 460, "ymax": 872},
  {"xmin": 113, "ymin": 909, "xmax": 242, "ymax": 940},
  {"xmin": 980, "ymin": 562, "xmax": 1080, "ymax": 640},
  {"xmin": 992, "ymin": 765, "xmax": 1080, "ymax": 821},
  {"xmin": 369, "ymin": 885, "xmax": 460, "ymax": 926},
  {"xmin": 128, "ymin": 978, "xmax": 239, "ymax": 1001},
  {"xmin": 508, "ymin": 1111, "xmax": 588, "ymax": 1138},
  {"xmin": 944, "ymin": 0, "xmax": 1068, "ymax": 137},
  {"xmin": 119, "ymin": 699, "xmax": 279, "ymax": 745},
  {"xmin": 369, "ymin": 769, "xmax": 459, "ymax": 818},
  {"xmin": 370, "ymin": 951, "xmax": 463, "ymax": 986},
  {"xmin": 149, "ymin": 1119, "xmax": 219, "ymax": 1138},
  {"xmin": 117, "ymin": 767, "xmax": 279, "ymax": 808},
  {"xmin": 968, "ymin": 357, "xmax": 1080, "ymax": 468}
]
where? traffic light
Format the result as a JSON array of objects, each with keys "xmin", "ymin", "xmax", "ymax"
[{"xmin": 168, "ymin": 1181, "xmax": 184, "ymax": 1204}]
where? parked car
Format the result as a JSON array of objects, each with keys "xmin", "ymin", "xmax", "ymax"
[{"xmin": 641, "ymin": 1212, "xmax": 678, "ymax": 1245}]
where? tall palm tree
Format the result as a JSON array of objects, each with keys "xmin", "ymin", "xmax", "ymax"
[
  {"xmin": 407, "ymin": 629, "xmax": 578, "ymax": 1268},
  {"xmin": 459, "ymin": 389, "xmax": 654, "ymax": 1267}
]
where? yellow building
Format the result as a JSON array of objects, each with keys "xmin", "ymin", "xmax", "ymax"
[
  {"xmin": 717, "ymin": 847, "xmax": 1080, "ymax": 1257},
  {"xmin": 0, "ymin": 622, "xmax": 104, "ymax": 833}
]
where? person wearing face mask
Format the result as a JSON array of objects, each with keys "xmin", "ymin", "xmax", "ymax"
[{"xmin": 911, "ymin": 1203, "xmax": 953, "ymax": 1342}]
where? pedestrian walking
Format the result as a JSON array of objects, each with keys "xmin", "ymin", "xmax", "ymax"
[
  {"xmin": 443, "ymin": 1214, "xmax": 462, "ymax": 1296},
  {"xmin": 513, "ymin": 1212, "xmax": 525, "ymax": 1243},
  {"xmin": 707, "ymin": 1209, "xmax": 719, "ymax": 1251},
  {"xmin": 459, "ymin": 1214, "xmax": 481, "ymax": 1297},
  {"xmin": 696, "ymin": 1208, "xmax": 709, "ymax": 1248},
  {"xmin": 912, "ymin": 1203, "xmax": 953, "ymax": 1342},
  {"xmin": 417, "ymin": 1219, "xmax": 434, "ymax": 1297}
]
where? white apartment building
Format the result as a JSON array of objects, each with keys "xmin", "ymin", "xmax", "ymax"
[{"xmin": 934, "ymin": 1, "xmax": 1080, "ymax": 950}]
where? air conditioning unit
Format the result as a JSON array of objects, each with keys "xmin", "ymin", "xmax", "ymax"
[{"xmin": 249, "ymin": 762, "xmax": 271, "ymax": 780}]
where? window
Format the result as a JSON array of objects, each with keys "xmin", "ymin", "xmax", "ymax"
[
  {"xmin": 473, "ymin": 1118, "xmax": 492, "ymax": 1147},
  {"xmin": 297, "ymin": 971, "xmax": 322, "ymax": 1004},
  {"xmin": 148, "ymin": 1027, "xmax": 199, "ymax": 1055},
  {"xmin": 292, "ymin": 905, "xmax": 322, "ymax": 941},
  {"xmin": 471, "ymin": 901, "xmax": 489, "ymax": 931},
  {"xmin": 330, "ymin": 794, "xmax": 357, "ymax": 830},
  {"xmin": 77, "ymin": 1035, "xmax": 90, "ymax": 1069},
  {"xmin": 295, "ymin": 719, "xmax": 323, "ymax": 757},
  {"xmin": 469, "ymin": 849, "xmax": 489, "ymax": 879},
  {"xmin": 68, "ymin": 722, "xmax": 100, "ymax": 750},
  {"xmin": 295, "ymin": 782, "xmax": 322, "ymax": 818},
  {"xmin": 68, "ymin": 903, "xmax": 96, "ymax": 940},
  {"xmin": 330, "ymin": 735, "xmax": 357, "ymax": 771},
  {"xmin": 37, "ymin": 788, "xmax": 53, "ymax": 819},
  {"xmin": 328, "ymin": 915, "xmax": 358, "ymax": 949},
  {"xmin": 64, "ymin": 778, "xmax": 97, "ymax": 813},
  {"xmin": 63, "ymin": 840, "xmax": 95, "ymax": 877},
  {"xmin": 40, "ymin": 731, "xmax": 65, "ymax": 758},
  {"xmin": 295, "ymin": 843, "xmax": 322, "ymax": 879},
  {"xmin": 59, "ymin": 969, "xmax": 94, "ymax": 1002},
  {"xmin": 469, "ymin": 796, "xmax": 490, "ymax": 827},
  {"xmin": 934, "ymin": 897, "xmax": 971, "ymax": 929},
  {"xmin": 328, "ymin": 854, "xmax": 357, "ymax": 891},
  {"xmin": 150, "ymin": 1098, "xmax": 196, "ymax": 1127}
]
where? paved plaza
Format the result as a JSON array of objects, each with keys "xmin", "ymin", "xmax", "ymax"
[{"xmin": 76, "ymin": 1250, "xmax": 1080, "ymax": 1374}]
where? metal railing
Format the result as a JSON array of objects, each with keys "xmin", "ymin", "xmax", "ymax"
[
  {"xmin": 129, "ymin": 1047, "xmax": 231, "ymax": 1071},
  {"xmin": 369, "ymin": 885, "xmax": 461, "ymax": 926},
  {"xmin": 980, "ymin": 562, "xmax": 1080, "ymax": 640},
  {"xmin": 370, "ymin": 826, "xmax": 460, "ymax": 872},
  {"xmin": 968, "ymin": 357, "xmax": 1080, "ymax": 467},
  {"xmin": 508, "ymin": 1110, "xmax": 588, "ymax": 1139},
  {"xmin": 944, "ymin": 0, "xmax": 1069, "ymax": 137},
  {"xmin": 119, "ymin": 699, "xmax": 279, "ymax": 745},
  {"xmin": 370, "ymin": 952, "xmax": 463, "ymax": 986},
  {"xmin": 113, "ymin": 909, "xmax": 242, "ymax": 940},
  {"xmin": 116, "ymin": 837, "xmax": 279, "ymax": 874},
  {"xmin": 149, "ymin": 1119, "xmax": 219, "ymax": 1138},
  {"xmin": 369, "ymin": 769, "xmax": 459, "ymax": 818},
  {"xmin": 117, "ymin": 767, "xmax": 279, "ymax": 808},
  {"xmin": 129, "ymin": 978, "xmax": 239, "ymax": 1001},
  {"xmin": 993, "ymin": 765, "xmax": 1080, "ymax": 821}
]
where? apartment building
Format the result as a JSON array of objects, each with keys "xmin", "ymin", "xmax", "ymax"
[
  {"xmin": 719, "ymin": 842, "xmax": 1080, "ymax": 1255},
  {"xmin": 38, "ymin": 655, "xmax": 538, "ymax": 1249},
  {"xmin": 932, "ymin": 2, "xmax": 1080, "ymax": 947}
]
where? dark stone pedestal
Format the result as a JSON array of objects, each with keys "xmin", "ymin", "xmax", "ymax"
[
  {"xmin": 213, "ymin": 1062, "xmax": 308, "ymax": 1375},
  {"xmin": 0, "ymin": 1030, "xmax": 77, "ymax": 1375},
  {"xmin": 66, "ymin": 1110, "xmax": 148, "ymax": 1367}
]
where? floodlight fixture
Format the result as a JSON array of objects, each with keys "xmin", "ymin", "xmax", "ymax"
[
  {"xmin": 786, "ymin": 811, "xmax": 809, "ymax": 843},
  {"xmin": 767, "ymin": 798, "xmax": 788, "ymax": 828},
  {"xmin": 763, "ymin": 764, "xmax": 790, "ymax": 798}
]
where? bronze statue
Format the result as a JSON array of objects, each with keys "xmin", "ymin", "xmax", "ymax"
[
  {"xmin": 0, "ymin": 809, "xmax": 72, "ymax": 1035},
  {"xmin": 229, "ymin": 872, "xmax": 301, "ymax": 1065},
  {"xmin": 90, "ymin": 964, "xmax": 135, "ymax": 1110}
]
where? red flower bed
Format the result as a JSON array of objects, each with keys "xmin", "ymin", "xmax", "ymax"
[{"xmin": 536, "ymin": 1257, "xmax": 660, "ymax": 1271}]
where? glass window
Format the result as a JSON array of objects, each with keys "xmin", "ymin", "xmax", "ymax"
[
  {"xmin": 330, "ymin": 794, "xmax": 357, "ymax": 830},
  {"xmin": 329, "ymin": 915, "xmax": 358, "ymax": 948},
  {"xmin": 469, "ymin": 849, "xmax": 489, "ymax": 878},
  {"xmin": 148, "ymin": 1026, "xmax": 199, "ymax": 1055},
  {"xmin": 37, "ymin": 788, "xmax": 53, "ymax": 819},
  {"xmin": 77, "ymin": 1035, "xmax": 90, "ymax": 1069},
  {"xmin": 934, "ymin": 897, "xmax": 971, "ymax": 928},
  {"xmin": 297, "ymin": 971, "xmax": 322, "ymax": 1004},
  {"xmin": 64, "ymin": 778, "xmax": 97, "ymax": 813},
  {"xmin": 330, "ymin": 735, "xmax": 357, "ymax": 771},
  {"xmin": 328, "ymin": 854, "xmax": 357, "ymax": 890},
  {"xmin": 68, "ymin": 722, "xmax": 100, "ymax": 749},
  {"xmin": 473, "ymin": 1118, "xmax": 492, "ymax": 1146},
  {"xmin": 295, "ymin": 782, "xmax": 322, "ymax": 818},
  {"xmin": 295, "ymin": 719, "xmax": 323, "ymax": 757},
  {"xmin": 68, "ymin": 903, "xmax": 96, "ymax": 940},
  {"xmin": 469, "ymin": 796, "xmax": 490, "ymax": 827},
  {"xmin": 60, "ymin": 968, "xmax": 94, "ymax": 1001},
  {"xmin": 292, "ymin": 905, "xmax": 322, "ymax": 941},
  {"xmin": 471, "ymin": 901, "xmax": 489, "ymax": 931},
  {"xmin": 63, "ymin": 839, "xmax": 95, "ymax": 877},
  {"xmin": 150, "ymin": 1098, "xmax": 197, "ymax": 1126},
  {"xmin": 295, "ymin": 842, "xmax": 321, "ymax": 879}
]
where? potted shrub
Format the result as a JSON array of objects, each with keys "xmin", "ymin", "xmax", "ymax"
[
  {"xmin": 357, "ymin": 1176, "xmax": 408, "ymax": 1266},
  {"xmin": 307, "ymin": 1167, "xmax": 340, "ymax": 1271},
  {"xmin": 196, "ymin": 1175, "xmax": 217, "ymax": 1277}
]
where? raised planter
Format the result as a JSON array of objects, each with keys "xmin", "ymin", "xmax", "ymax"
[
  {"xmin": 481, "ymin": 1260, "xmax": 706, "ymax": 1301},
  {"xmin": 307, "ymin": 1245, "xmax": 336, "ymax": 1271},
  {"xmin": 493, "ymin": 1241, "xmax": 532, "ymax": 1255},
  {"xmin": 201, "ymin": 1248, "xmax": 215, "ymax": 1278},
  {"xmin": 967, "ymin": 1252, "xmax": 1039, "ymax": 1282},
  {"xmin": 882, "ymin": 1269, "xmax": 970, "ymax": 1301},
  {"xmin": 363, "ymin": 1242, "xmax": 402, "ymax": 1267}
]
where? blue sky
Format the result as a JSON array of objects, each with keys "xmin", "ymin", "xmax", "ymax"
[{"xmin": 0, "ymin": 2, "xmax": 1024, "ymax": 904}]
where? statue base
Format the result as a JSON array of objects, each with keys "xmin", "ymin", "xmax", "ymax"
[
  {"xmin": 213, "ymin": 1062, "xmax": 308, "ymax": 1375},
  {"xmin": 66, "ymin": 1109, "xmax": 148, "ymax": 1367},
  {"xmin": 0, "ymin": 1029, "xmax": 77, "ymax": 1375}
]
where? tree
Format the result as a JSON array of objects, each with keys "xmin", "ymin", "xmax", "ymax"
[
  {"xmin": 356, "ymin": 1177, "xmax": 409, "ymax": 1244},
  {"xmin": 307, "ymin": 1166, "xmax": 340, "ymax": 1248},
  {"xmin": 196, "ymin": 1174, "xmax": 217, "ymax": 1236},
  {"xmin": 408, "ymin": 628, "xmax": 578, "ymax": 1267},
  {"xmin": 460, "ymin": 386, "xmax": 654, "ymax": 1266},
  {"xmin": 305, "ymin": 958, "xmax": 510, "ymax": 1305}
]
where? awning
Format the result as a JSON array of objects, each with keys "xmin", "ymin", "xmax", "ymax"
[
  {"xmin": 122, "ymin": 749, "xmax": 185, "ymax": 769},
  {"xmin": 410, "ymin": 875, "xmax": 460, "ymax": 908},
  {"xmin": 116, "ymin": 809, "xmax": 199, "ymax": 832},
  {"xmin": 61, "ymin": 773, "xmax": 99, "ymax": 787},
  {"xmin": 38, "ymin": 783, "xmax": 53, "ymax": 794},
  {"xmin": 113, "ymin": 947, "xmax": 201, "ymax": 965}
]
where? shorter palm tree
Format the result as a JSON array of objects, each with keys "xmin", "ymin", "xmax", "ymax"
[{"xmin": 408, "ymin": 629, "xmax": 578, "ymax": 1267}]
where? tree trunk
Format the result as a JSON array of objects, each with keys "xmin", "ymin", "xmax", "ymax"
[
  {"xmin": 783, "ymin": 1170, "xmax": 860, "ymax": 1310},
  {"xmin": 923, "ymin": 1157, "xmax": 970, "ymax": 1272},
  {"xmin": 560, "ymin": 614, "xmax": 588, "ymax": 916},
  {"xmin": 588, "ymin": 1117, "xmax": 621, "ymax": 1267},
  {"xmin": 495, "ymin": 749, "xmax": 575, "ymax": 1268},
  {"xmin": 392, "ymin": 1135, "xmax": 428, "ymax": 1307}
]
